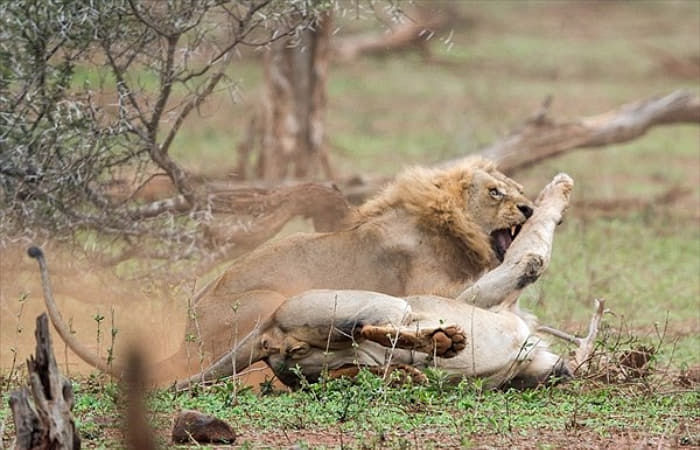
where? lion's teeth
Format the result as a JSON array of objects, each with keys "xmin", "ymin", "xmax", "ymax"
[{"xmin": 511, "ymin": 226, "xmax": 516, "ymax": 237}]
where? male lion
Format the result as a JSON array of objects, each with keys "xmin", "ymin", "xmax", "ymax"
[{"xmin": 32, "ymin": 158, "xmax": 536, "ymax": 383}]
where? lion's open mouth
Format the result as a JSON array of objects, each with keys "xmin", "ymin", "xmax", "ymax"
[{"xmin": 491, "ymin": 225, "xmax": 523, "ymax": 262}]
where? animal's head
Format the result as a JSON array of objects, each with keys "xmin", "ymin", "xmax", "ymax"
[
  {"xmin": 259, "ymin": 332, "xmax": 319, "ymax": 388},
  {"xmin": 463, "ymin": 163, "xmax": 534, "ymax": 262},
  {"xmin": 358, "ymin": 157, "xmax": 535, "ymax": 269}
]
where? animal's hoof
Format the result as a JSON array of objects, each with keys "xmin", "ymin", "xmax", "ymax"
[{"xmin": 432, "ymin": 326, "xmax": 466, "ymax": 358}]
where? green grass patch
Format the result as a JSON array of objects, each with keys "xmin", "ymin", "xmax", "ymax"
[{"xmin": 2, "ymin": 368, "xmax": 696, "ymax": 448}]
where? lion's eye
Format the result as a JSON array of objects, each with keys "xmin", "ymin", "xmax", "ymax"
[{"xmin": 489, "ymin": 188, "xmax": 503, "ymax": 199}]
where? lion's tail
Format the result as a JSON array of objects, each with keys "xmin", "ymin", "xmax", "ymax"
[{"xmin": 28, "ymin": 246, "xmax": 121, "ymax": 378}]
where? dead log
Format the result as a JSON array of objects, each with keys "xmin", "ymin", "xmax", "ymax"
[
  {"xmin": 107, "ymin": 182, "xmax": 351, "ymax": 267},
  {"xmin": 441, "ymin": 89, "xmax": 700, "ymax": 173},
  {"xmin": 8, "ymin": 313, "xmax": 80, "ymax": 450},
  {"xmin": 342, "ymin": 90, "xmax": 700, "ymax": 202}
]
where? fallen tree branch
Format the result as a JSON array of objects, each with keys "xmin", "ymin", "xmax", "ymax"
[
  {"xmin": 456, "ymin": 173, "xmax": 573, "ymax": 308},
  {"xmin": 342, "ymin": 90, "xmax": 700, "ymax": 202},
  {"xmin": 441, "ymin": 89, "xmax": 700, "ymax": 173},
  {"xmin": 107, "ymin": 183, "xmax": 351, "ymax": 266}
]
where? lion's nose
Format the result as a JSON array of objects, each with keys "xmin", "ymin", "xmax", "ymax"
[{"xmin": 518, "ymin": 204, "xmax": 533, "ymax": 218}]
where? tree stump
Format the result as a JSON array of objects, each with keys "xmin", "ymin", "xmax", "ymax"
[{"xmin": 8, "ymin": 313, "xmax": 80, "ymax": 450}]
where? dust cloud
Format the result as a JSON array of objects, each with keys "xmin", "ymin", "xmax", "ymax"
[{"xmin": 0, "ymin": 243, "xmax": 189, "ymax": 379}]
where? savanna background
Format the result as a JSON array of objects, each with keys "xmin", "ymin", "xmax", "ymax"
[{"xmin": 1, "ymin": 1, "xmax": 698, "ymax": 448}]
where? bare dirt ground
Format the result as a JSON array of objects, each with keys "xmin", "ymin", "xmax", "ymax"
[{"xmin": 229, "ymin": 428, "xmax": 699, "ymax": 449}]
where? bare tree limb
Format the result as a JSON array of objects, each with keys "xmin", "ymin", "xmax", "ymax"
[
  {"xmin": 203, "ymin": 182, "xmax": 350, "ymax": 246},
  {"xmin": 160, "ymin": 72, "xmax": 225, "ymax": 156},
  {"xmin": 112, "ymin": 182, "xmax": 350, "ymax": 267},
  {"xmin": 441, "ymin": 89, "xmax": 700, "ymax": 173},
  {"xmin": 342, "ymin": 90, "xmax": 700, "ymax": 203}
]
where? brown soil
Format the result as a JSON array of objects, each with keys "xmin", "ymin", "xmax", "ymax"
[{"xmin": 176, "ymin": 424, "xmax": 700, "ymax": 449}]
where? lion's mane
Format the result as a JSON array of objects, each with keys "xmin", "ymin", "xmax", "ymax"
[{"xmin": 355, "ymin": 158, "xmax": 497, "ymax": 270}]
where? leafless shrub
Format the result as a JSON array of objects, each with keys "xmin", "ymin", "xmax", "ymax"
[{"xmin": 0, "ymin": 0, "xmax": 334, "ymax": 263}]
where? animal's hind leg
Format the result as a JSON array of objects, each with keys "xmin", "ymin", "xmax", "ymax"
[
  {"xmin": 359, "ymin": 324, "xmax": 466, "ymax": 358},
  {"xmin": 538, "ymin": 298, "xmax": 606, "ymax": 373}
]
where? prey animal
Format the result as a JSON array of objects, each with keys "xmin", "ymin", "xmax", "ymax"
[{"xmin": 179, "ymin": 289, "xmax": 572, "ymax": 390}]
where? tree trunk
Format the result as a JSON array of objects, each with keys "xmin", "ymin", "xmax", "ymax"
[
  {"xmin": 8, "ymin": 314, "xmax": 80, "ymax": 450},
  {"xmin": 253, "ymin": 12, "xmax": 334, "ymax": 181}
]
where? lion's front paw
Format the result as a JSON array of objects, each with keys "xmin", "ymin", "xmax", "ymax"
[{"xmin": 431, "ymin": 326, "xmax": 466, "ymax": 358}]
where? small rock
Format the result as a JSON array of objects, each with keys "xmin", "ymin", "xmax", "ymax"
[{"xmin": 172, "ymin": 409, "xmax": 236, "ymax": 445}]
